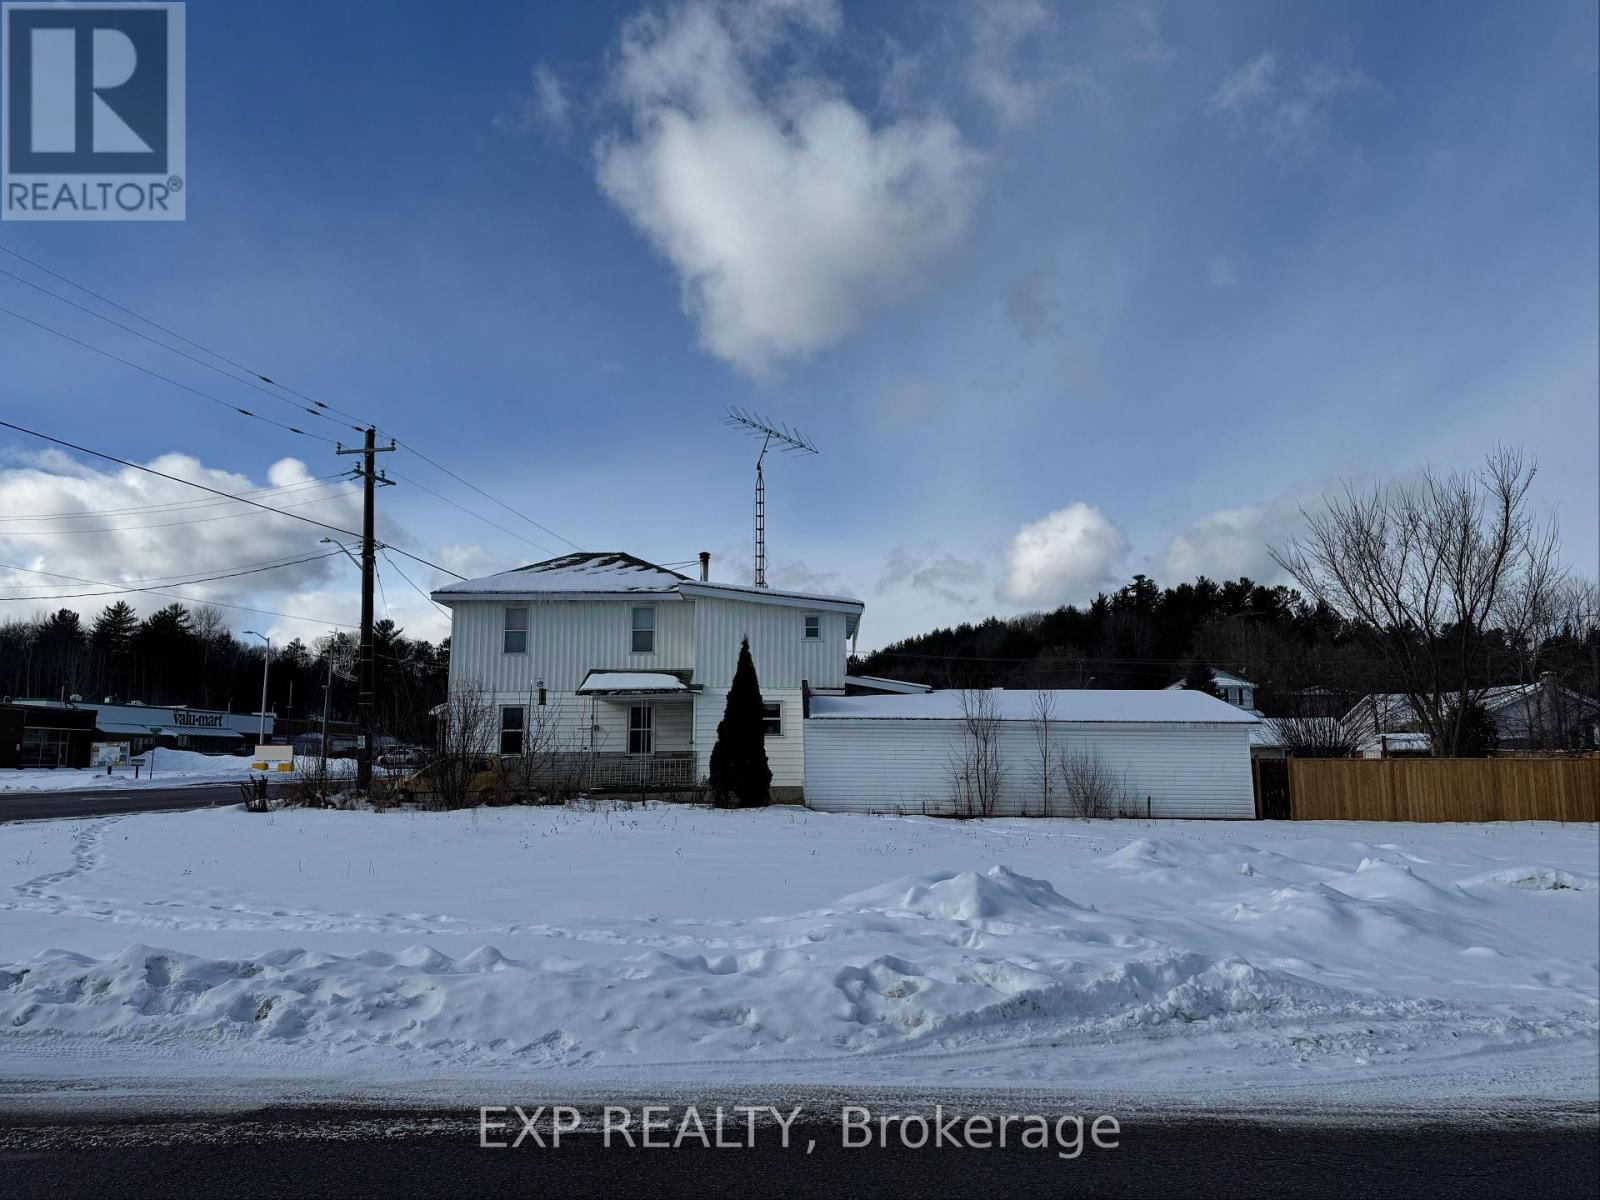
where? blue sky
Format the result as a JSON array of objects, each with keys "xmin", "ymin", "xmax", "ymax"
[{"xmin": 1, "ymin": 0, "xmax": 1595, "ymax": 650}]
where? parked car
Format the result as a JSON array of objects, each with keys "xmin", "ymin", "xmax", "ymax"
[{"xmin": 390, "ymin": 755, "xmax": 500, "ymax": 805}]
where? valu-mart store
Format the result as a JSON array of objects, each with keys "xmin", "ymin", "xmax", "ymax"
[{"xmin": 5, "ymin": 699, "xmax": 275, "ymax": 766}]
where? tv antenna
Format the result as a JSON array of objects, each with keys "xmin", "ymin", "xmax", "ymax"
[{"xmin": 724, "ymin": 407, "xmax": 818, "ymax": 588}]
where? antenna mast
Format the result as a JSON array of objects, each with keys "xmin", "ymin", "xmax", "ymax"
[{"xmin": 724, "ymin": 407, "xmax": 818, "ymax": 588}]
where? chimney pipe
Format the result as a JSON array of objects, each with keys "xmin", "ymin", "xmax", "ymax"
[{"xmin": 698, "ymin": 551, "xmax": 710, "ymax": 582}]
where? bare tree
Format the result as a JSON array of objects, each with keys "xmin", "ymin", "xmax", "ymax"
[
  {"xmin": 1271, "ymin": 447, "xmax": 1565, "ymax": 757},
  {"xmin": 423, "ymin": 685, "xmax": 493, "ymax": 809},
  {"xmin": 1056, "ymin": 744, "xmax": 1131, "ymax": 819},
  {"xmin": 1029, "ymin": 690, "xmax": 1057, "ymax": 816},
  {"xmin": 1263, "ymin": 713, "xmax": 1356, "ymax": 758},
  {"xmin": 502, "ymin": 691, "xmax": 597, "ymax": 804},
  {"xmin": 947, "ymin": 689, "xmax": 1005, "ymax": 817}
]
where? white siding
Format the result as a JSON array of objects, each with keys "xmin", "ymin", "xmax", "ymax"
[
  {"xmin": 475, "ymin": 692, "xmax": 694, "ymax": 754},
  {"xmin": 804, "ymin": 719, "xmax": 1255, "ymax": 818},
  {"xmin": 447, "ymin": 597, "xmax": 694, "ymax": 693},
  {"xmin": 692, "ymin": 597, "xmax": 847, "ymax": 691},
  {"xmin": 694, "ymin": 687, "xmax": 805, "ymax": 789}
]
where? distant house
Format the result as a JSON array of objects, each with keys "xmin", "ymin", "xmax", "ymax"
[
  {"xmin": 1166, "ymin": 669, "xmax": 1257, "ymax": 713},
  {"xmin": 432, "ymin": 551, "xmax": 863, "ymax": 799},
  {"xmin": 1344, "ymin": 676, "xmax": 1599, "ymax": 756}
]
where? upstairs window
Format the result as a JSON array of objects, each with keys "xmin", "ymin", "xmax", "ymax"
[
  {"xmin": 503, "ymin": 606, "xmax": 528, "ymax": 654},
  {"xmin": 803, "ymin": 614, "xmax": 821, "ymax": 640},
  {"xmin": 762, "ymin": 701, "xmax": 782, "ymax": 737},
  {"xmin": 500, "ymin": 706, "xmax": 525, "ymax": 755},
  {"xmin": 631, "ymin": 606, "xmax": 655, "ymax": 654}
]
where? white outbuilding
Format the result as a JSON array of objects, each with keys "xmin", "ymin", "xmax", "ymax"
[{"xmin": 804, "ymin": 689, "xmax": 1259, "ymax": 819}]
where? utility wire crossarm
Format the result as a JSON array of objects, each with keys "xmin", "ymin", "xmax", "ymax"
[{"xmin": 724, "ymin": 407, "xmax": 818, "ymax": 588}]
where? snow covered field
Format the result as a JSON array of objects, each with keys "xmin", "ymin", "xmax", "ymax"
[
  {"xmin": 0, "ymin": 804, "xmax": 1594, "ymax": 1112},
  {"xmin": 0, "ymin": 750, "xmax": 351, "ymax": 792}
]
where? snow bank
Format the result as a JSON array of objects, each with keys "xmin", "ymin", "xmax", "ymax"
[
  {"xmin": 0, "ymin": 808, "xmax": 1594, "ymax": 1103},
  {"xmin": 0, "ymin": 751, "xmax": 352, "ymax": 792}
]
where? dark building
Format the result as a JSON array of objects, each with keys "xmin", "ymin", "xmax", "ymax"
[{"xmin": 0, "ymin": 703, "xmax": 96, "ymax": 769}]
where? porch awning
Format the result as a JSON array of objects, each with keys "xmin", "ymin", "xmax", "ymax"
[
  {"xmin": 576, "ymin": 671, "xmax": 692, "ymax": 697},
  {"xmin": 97, "ymin": 721, "xmax": 158, "ymax": 736},
  {"xmin": 155, "ymin": 725, "xmax": 244, "ymax": 740}
]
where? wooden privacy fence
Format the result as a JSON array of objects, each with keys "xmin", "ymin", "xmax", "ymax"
[{"xmin": 1284, "ymin": 757, "xmax": 1599, "ymax": 822}]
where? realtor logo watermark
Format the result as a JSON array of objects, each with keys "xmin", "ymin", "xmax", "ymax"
[{"xmin": 1, "ymin": 1, "xmax": 185, "ymax": 220}]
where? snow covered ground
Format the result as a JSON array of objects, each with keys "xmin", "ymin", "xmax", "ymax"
[
  {"xmin": 0, "ymin": 750, "xmax": 352, "ymax": 792},
  {"xmin": 0, "ymin": 804, "xmax": 1594, "ymax": 1112}
]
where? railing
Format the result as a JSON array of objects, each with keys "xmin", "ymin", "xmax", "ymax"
[{"xmin": 505, "ymin": 750, "xmax": 697, "ymax": 793}]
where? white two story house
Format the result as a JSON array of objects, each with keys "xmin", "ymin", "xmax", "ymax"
[{"xmin": 431, "ymin": 551, "xmax": 864, "ymax": 799}]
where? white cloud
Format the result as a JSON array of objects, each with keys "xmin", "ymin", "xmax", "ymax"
[
  {"xmin": 1158, "ymin": 488, "xmax": 1332, "ymax": 584},
  {"xmin": 0, "ymin": 451, "xmax": 448, "ymax": 645},
  {"xmin": 497, "ymin": 63, "xmax": 574, "ymax": 138},
  {"xmin": 967, "ymin": 0, "xmax": 1054, "ymax": 127},
  {"xmin": 1210, "ymin": 49, "xmax": 1375, "ymax": 154},
  {"xmin": 876, "ymin": 547, "xmax": 986, "ymax": 606},
  {"xmin": 1001, "ymin": 502, "xmax": 1128, "ymax": 606},
  {"xmin": 594, "ymin": 0, "xmax": 982, "ymax": 374}
]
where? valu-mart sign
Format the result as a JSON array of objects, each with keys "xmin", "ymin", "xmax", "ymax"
[{"xmin": 171, "ymin": 709, "xmax": 224, "ymax": 728}]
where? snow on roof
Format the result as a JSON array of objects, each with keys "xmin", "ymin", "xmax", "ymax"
[
  {"xmin": 677, "ymin": 579, "xmax": 863, "ymax": 610},
  {"xmin": 576, "ymin": 671, "xmax": 690, "ymax": 695},
  {"xmin": 809, "ymin": 689, "xmax": 1259, "ymax": 724},
  {"xmin": 434, "ymin": 552, "xmax": 688, "ymax": 597},
  {"xmin": 1344, "ymin": 683, "xmax": 1600, "ymax": 730},
  {"xmin": 844, "ymin": 674, "xmax": 933, "ymax": 694},
  {"xmin": 1165, "ymin": 669, "xmax": 1253, "ymax": 690},
  {"xmin": 432, "ymin": 552, "xmax": 864, "ymax": 631}
]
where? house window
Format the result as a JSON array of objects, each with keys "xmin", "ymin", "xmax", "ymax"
[
  {"xmin": 762, "ymin": 701, "xmax": 782, "ymax": 737},
  {"xmin": 631, "ymin": 606, "xmax": 655, "ymax": 654},
  {"xmin": 500, "ymin": 705, "xmax": 525, "ymax": 755},
  {"xmin": 803, "ymin": 614, "xmax": 820, "ymax": 640},
  {"xmin": 503, "ymin": 606, "xmax": 528, "ymax": 654},
  {"xmin": 628, "ymin": 705, "xmax": 653, "ymax": 754}
]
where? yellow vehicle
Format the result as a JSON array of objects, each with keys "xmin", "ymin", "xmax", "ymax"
[{"xmin": 390, "ymin": 755, "xmax": 505, "ymax": 806}]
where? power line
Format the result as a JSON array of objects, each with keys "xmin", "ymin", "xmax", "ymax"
[
  {"xmin": 0, "ymin": 302, "xmax": 336, "ymax": 444},
  {"xmin": 0, "ymin": 548, "xmax": 344, "ymax": 594},
  {"xmin": 0, "ymin": 550, "xmax": 343, "ymax": 601},
  {"xmin": 380, "ymin": 548, "xmax": 451, "ymax": 618},
  {"xmin": 0, "ymin": 242, "xmax": 374, "ymax": 428},
  {"xmin": 386, "ymin": 469, "xmax": 557, "ymax": 556},
  {"xmin": 389, "ymin": 439, "xmax": 583, "ymax": 551},
  {"xmin": 0, "ymin": 264, "xmax": 363, "ymax": 434},
  {"xmin": 0, "ymin": 243, "xmax": 584, "ymax": 554},
  {"xmin": 0, "ymin": 483, "xmax": 361, "ymax": 536},
  {"xmin": 0, "ymin": 417, "xmax": 466, "ymax": 580},
  {"xmin": 0, "ymin": 558, "xmax": 358, "ymax": 629},
  {"xmin": 0, "ymin": 472, "xmax": 354, "ymax": 521}
]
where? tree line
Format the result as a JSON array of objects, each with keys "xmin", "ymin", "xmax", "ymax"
[
  {"xmin": 856, "ymin": 451, "xmax": 1598, "ymax": 756},
  {"xmin": 0, "ymin": 601, "xmax": 449, "ymax": 744}
]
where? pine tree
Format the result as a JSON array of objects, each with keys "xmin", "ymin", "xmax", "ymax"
[
  {"xmin": 91, "ymin": 600, "xmax": 139, "ymax": 698},
  {"xmin": 708, "ymin": 638, "xmax": 771, "ymax": 808},
  {"xmin": 1182, "ymin": 659, "xmax": 1221, "ymax": 698},
  {"xmin": 1445, "ymin": 697, "xmax": 1499, "ymax": 757}
]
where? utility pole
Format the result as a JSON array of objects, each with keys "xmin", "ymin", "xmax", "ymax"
[{"xmin": 337, "ymin": 427, "xmax": 394, "ymax": 793}]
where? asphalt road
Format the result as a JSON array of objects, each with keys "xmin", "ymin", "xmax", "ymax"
[
  {"xmin": 1, "ymin": 1109, "xmax": 1595, "ymax": 1199},
  {"xmin": 0, "ymin": 782, "xmax": 277, "ymax": 822}
]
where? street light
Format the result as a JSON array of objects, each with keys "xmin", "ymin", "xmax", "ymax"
[{"xmin": 244, "ymin": 630, "xmax": 270, "ymax": 746}]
